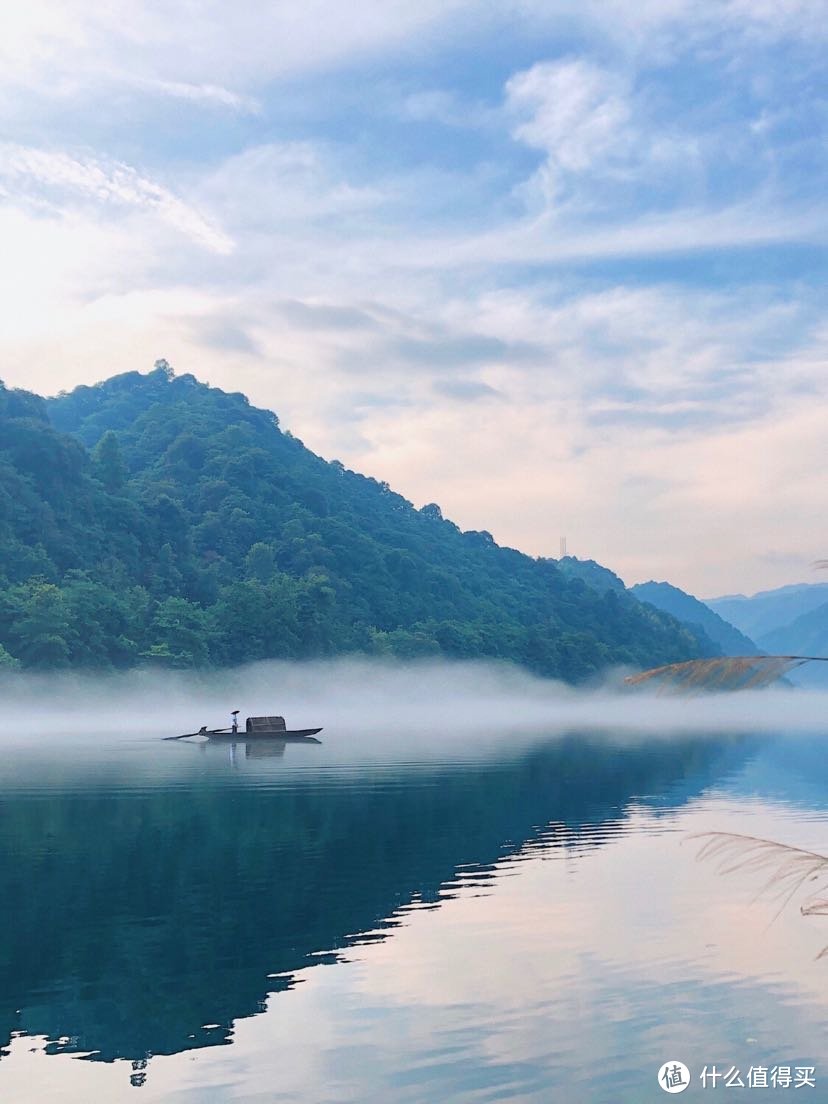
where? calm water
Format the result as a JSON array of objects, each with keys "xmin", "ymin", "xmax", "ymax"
[{"xmin": 1, "ymin": 704, "xmax": 827, "ymax": 1102}]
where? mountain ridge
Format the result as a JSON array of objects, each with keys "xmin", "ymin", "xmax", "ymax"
[
  {"xmin": 758, "ymin": 601, "xmax": 828, "ymax": 657},
  {"xmin": 0, "ymin": 366, "xmax": 710, "ymax": 677},
  {"xmin": 707, "ymin": 582, "xmax": 828, "ymax": 643},
  {"xmin": 630, "ymin": 580, "xmax": 759, "ymax": 656}
]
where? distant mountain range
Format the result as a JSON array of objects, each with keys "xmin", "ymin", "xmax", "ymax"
[
  {"xmin": 708, "ymin": 583, "xmax": 828, "ymax": 686},
  {"xmin": 707, "ymin": 583, "xmax": 828, "ymax": 652},
  {"xmin": 758, "ymin": 602, "xmax": 828, "ymax": 656},
  {"xmin": 630, "ymin": 578, "xmax": 828, "ymax": 661},
  {"xmin": 629, "ymin": 578, "xmax": 827, "ymax": 687}
]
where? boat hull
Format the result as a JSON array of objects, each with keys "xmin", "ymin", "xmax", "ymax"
[{"xmin": 207, "ymin": 728, "xmax": 322, "ymax": 743}]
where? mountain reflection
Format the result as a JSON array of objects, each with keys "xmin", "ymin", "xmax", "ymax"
[{"xmin": 0, "ymin": 730, "xmax": 754, "ymax": 1065}]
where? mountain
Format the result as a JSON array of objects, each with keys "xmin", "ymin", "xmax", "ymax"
[
  {"xmin": 0, "ymin": 366, "xmax": 710, "ymax": 678},
  {"xmin": 561, "ymin": 563, "xmax": 725, "ymax": 656},
  {"xmin": 631, "ymin": 581, "xmax": 759, "ymax": 656},
  {"xmin": 757, "ymin": 601, "xmax": 828, "ymax": 656},
  {"xmin": 557, "ymin": 556, "xmax": 626, "ymax": 595},
  {"xmin": 707, "ymin": 583, "xmax": 828, "ymax": 642}
]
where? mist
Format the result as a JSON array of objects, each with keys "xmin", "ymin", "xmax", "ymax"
[{"xmin": 1, "ymin": 658, "xmax": 827, "ymax": 762}]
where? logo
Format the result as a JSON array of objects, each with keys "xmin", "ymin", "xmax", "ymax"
[{"xmin": 658, "ymin": 1061, "xmax": 690, "ymax": 1093}]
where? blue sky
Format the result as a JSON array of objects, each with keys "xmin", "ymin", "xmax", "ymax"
[{"xmin": 0, "ymin": 0, "xmax": 825, "ymax": 595}]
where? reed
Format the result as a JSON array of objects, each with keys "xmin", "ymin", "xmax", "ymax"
[
  {"xmin": 625, "ymin": 655, "xmax": 826, "ymax": 693},
  {"xmin": 694, "ymin": 831, "xmax": 828, "ymax": 957}
]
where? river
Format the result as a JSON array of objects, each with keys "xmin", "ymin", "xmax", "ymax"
[{"xmin": 0, "ymin": 670, "xmax": 826, "ymax": 1101}]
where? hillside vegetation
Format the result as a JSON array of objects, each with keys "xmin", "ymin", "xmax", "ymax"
[
  {"xmin": 0, "ymin": 365, "xmax": 710, "ymax": 678},
  {"xmin": 631, "ymin": 580, "xmax": 759, "ymax": 656}
]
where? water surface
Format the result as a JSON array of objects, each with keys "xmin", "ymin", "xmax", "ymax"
[{"xmin": 1, "ymin": 676, "xmax": 827, "ymax": 1102}]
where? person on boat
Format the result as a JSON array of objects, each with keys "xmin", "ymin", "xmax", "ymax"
[{"xmin": 231, "ymin": 710, "xmax": 240, "ymax": 734}]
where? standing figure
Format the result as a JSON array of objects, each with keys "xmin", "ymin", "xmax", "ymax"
[{"xmin": 231, "ymin": 710, "xmax": 240, "ymax": 734}]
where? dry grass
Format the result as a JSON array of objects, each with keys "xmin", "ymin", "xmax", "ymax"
[
  {"xmin": 694, "ymin": 831, "xmax": 828, "ymax": 957},
  {"xmin": 625, "ymin": 655, "xmax": 823, "ymax": 693}
]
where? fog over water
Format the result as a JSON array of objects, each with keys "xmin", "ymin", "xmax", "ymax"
[
  {"xmin": 2, "ymin": 658, "xmax": 826, "ymax": 758},
  {"xmin": 1, "ymin": 658, "xmax": 827, "ymax": 1103}
]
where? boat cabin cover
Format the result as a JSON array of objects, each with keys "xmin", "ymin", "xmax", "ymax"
[{"xmin": 245, "ymin": 716, "xmax": 287, "ymax": 732}]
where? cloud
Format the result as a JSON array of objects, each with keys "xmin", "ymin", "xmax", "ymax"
[
  {"xmin": 506, "ymin": 59, "xmax": 633, "ymax": 181},
  {"xmin": 1, "ymin": 1, "xmax": 825, "ymax": 121},
  {"xmin": 394, "ymin": 199, "xmax": 826, "ymax": 271},
  {"xmin": 275, "ymin": 300, "xmax": 382, "ymax": 332},
  {"xmin": 513, "ymin": 0, "xmax": 828, "ymax": 53},
  {"xmin": 0, "ymin": 0, "xmax": 474, "ymax": 96},
  {"xmin": 0, "ymin": 144, "xmax": 233, "ymax": 253},
  {"xmin": 724, "ymin": 0, "xmax": 828, "ymax": 41},
  {"xmin": 190, "ymin": 313, "xmax": 262, "ymax": 356},
  {"xmin": 402, "ymin": 90, "xmax": 466, "ymax": 126},
  {"xmin": 386, "ymin": 333, "xmax": 540, "ymax": 370},
  {"xmin": 400, "ymin": 89, "xmax": 497, "ymax": 131},
  {"xmin": 502, "ymin": 57, "xmax": 704, "ymax": 218},
  {"xmin": 129, "ymin": 76, "xmax": 261, "ymax": 114},
  {"xmin": 203, "ymin": 142, "xmax": 385, "ymax": 230},
  {"xmin": 433, "ymin": 380, "xmax": 502, "ymax": 400}
]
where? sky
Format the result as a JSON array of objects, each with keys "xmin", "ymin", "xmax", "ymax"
[{"xmin": 0, "ymin": 1, "xmax": 826, "ymax": 598}]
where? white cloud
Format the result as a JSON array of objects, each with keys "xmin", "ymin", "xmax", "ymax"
[
  {"xmin": 503, "ymin": 57, "xmax": 712, "ymax": 215},
  {"xmin": 506, "ymin": 59, "xmax": 633, "ymax": 178},
  {"xmin": 400, "ymin": 89, "xmax": 498, "ymax": 132},
  {"xmin": 128, "ymin": 76, "xmax": 261, "ymax": 114},
  {"xmin": 1, "ymin": 0, "xmax": 824, "ymax": 120},
  {"xmin": 0, "ymin": 0, "xmax": 473, "ymax": 100},
  {"xmin": 392, "ymin": 197, "xmax": 826, "ymax": 273},
  {"xmin": 724, "ymin": 0, "xmax": 828, "ymax": 41},
  {"xmin": 0, "ymin": 144, "xmax": 233, "ymax": 254},
  {"xmin": 203, "ymin": 142, "xmax": 386, "ymax": 229},
  {"xmin": 512, "ymin": 0, "xmax": 828, "ymax": 54}
]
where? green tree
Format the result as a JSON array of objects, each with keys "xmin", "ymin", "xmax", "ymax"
[
  {"xmin": 7, "ymin": 582, "xmax": 71, "ymax": 667},
  {"xmin": 146, "ymin": 597, "xmax": 211, "ymax": 667},
  {"xmin": 244, "ymin": 542, "xmax": 276, "ymax": 584},
  {"xmin": 94, "ymin": 431, "xmax": 127, "ymax": 493}
]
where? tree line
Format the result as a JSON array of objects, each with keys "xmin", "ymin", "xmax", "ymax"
[{"xmin": 0, "ymin": 366, "xmax": 712, "ymax": 678}]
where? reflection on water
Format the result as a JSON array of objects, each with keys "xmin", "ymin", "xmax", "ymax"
[{"xmin": 1, "ymin": 722, "xmax": 827, "ymax": 1102}]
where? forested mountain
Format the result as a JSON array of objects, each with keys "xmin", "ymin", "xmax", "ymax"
[
  {"xmin": 631, "ymin": 580, "xmax": 759, "ymax": 656},
  {"xmin": 557, "ymin": 556, "xmax": 626, "ymax": 595},
  {"xmin": 0, "ymin": 365, "xmax": 711, "ymax": 678}
]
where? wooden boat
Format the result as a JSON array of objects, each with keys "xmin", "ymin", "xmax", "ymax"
[
  {"xmin": 207, "ymin": 729, "xmax": 322, "ymax": 744},
  {"xmin": 167, "ymin": 716, "xmax": 322, "ymax": 743}
]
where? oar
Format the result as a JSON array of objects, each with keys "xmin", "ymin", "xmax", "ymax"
[{"xmin": 162, "ymin": 727, "xmax": 232, "ymax": 741}]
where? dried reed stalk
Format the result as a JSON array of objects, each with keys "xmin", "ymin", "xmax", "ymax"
[
  {"xmin": 694, "ymin": 831, "xmax": 828, "ymax": 957},
  {"xmin": 625, "ymin": 655, "xmax": 824, "ymax": 693}
]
